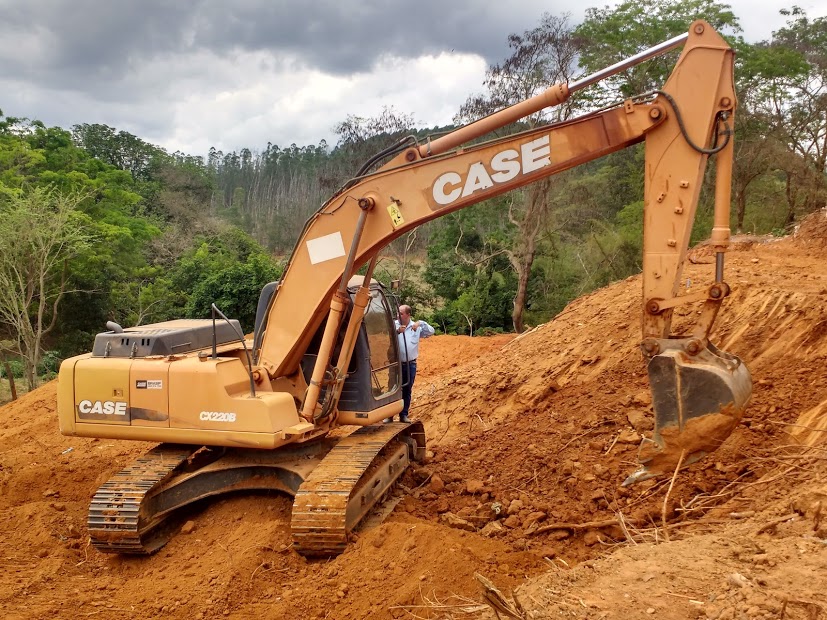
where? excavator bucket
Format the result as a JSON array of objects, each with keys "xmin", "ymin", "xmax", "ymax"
[{"xmin": 626, "ymin": 341, "xmax": 751, "ymax": 484}]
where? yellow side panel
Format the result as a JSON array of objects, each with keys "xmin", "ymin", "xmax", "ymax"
[
  {"xmin": 57, "ymin": 354, "xmax": 87, "ymax": 435},
  {"xmin": 73, "ymin": 357, "xmax": 132, "ymax": 425},
  {"xmin": 337, "ymin": 400, "xmax": 402, "ymax": 426},
  {"xmin": 129, "ymin": 359, "xmax": 170, "ymax": 427},
  {"xmin": 168, "ymin": 356, "xmax": 300, "ymax": 434}
]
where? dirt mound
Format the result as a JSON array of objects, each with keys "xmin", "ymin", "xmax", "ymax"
[{"xmin": 1, "ymin": 211, "xmax": 826, "ymax": 619}]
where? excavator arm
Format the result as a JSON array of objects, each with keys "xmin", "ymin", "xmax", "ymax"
[{"xmin": 256, "ymin": 20, "xmax": 750, "ymax": 477}]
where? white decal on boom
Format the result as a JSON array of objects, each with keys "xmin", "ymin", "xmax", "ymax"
[
  {"xmin": 432, "ymin": 135, "xmax": 551, "ymax": 206},
  {"xmin": 306, "ymin": 232, "xmax": 346, "ymax": 265}
]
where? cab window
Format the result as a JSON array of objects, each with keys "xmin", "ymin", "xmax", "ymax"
[{"xmin": 363, "ymin": 289, "xmax": 400, "ymax": 398}]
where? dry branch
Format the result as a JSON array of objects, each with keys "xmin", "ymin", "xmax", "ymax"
[
  {"xmin": 662, "ymin": 449, "xmax": 686, "ymax": 542},
  {"xmin": 755, "ymin": 513, "xmax": 798, "ymax": 535},
  {"xmin": 529, "ymin": 517, "xmax": 624, "ymax": 536},
  {"xmin": 475, "ymin": 573, "xmax": 525, "ymax": 620}
]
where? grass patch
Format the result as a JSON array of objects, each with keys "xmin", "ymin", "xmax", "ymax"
[{"xmin": 0, "ymin": 378, "xmax": 32, "ymax": 406}]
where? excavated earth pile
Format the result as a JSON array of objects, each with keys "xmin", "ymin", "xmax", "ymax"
[{"xmin": 1, "ymin": 210, "xmax": 826, "ymax": 619}]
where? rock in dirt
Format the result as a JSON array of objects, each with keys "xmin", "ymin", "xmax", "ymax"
[
  {"xmin": 480, "ymin": 521, "xmax": 504, "ymax": 537},
  {"xmin": 507, "ymin": 499, "xmax": 523, "ymax": 515},
  {"xmin": 792, "ymin": 491, "xmax": 827, "ymax": 519},
  {"xmin": 180, "ymin": 520, "xmax": 196, "ymax": 535},
  {"xmin": 440, "ymin": 512, "xmax": 476, "ymax": 532},
  {"xmin": 466, "ymin": 479, "xmax": 485, "ymax": 494},
  {"xmin": 626, "ymin": 410, "xmax": 652, "ymax": 432},
  {"xmin": 728, "ymin": 573, "xmax": 750, "ymax": 588},
  {"xmin": 535, "ymin": 545, "xmax": 557, "ymax": 559},
  {"xmin": 429, "ymin": 474, "xmax": 445, "ymax": 494},
  {"xmin": 503, "ymin": 515, "xmax": 521, "ymax": 528},
  {"xmin": 616, "ymin": 428, "xmax": 640, "ymax": 444}
]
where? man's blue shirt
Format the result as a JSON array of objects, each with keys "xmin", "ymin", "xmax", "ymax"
[{"xmin": 395, "ymin": 319, "xmax": 434, "ymax": 362}]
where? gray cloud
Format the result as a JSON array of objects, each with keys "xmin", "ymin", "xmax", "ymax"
[
  {"xmin": 0, "ymin": 1, "xmax": 551, "ymax": 82},
  {"xmin": 1, "ymin": 0, "xmax": 824, "ymax": 154}
]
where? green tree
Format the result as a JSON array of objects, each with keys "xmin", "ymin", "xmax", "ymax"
[
  {"xmin": 425, "ymin": 208, "xmax": 516, "ymax": 334},
  {"xmin": 71, "ymin": 123, "xmax": 166, "ymax": 181},
  {"xmin": 186, "ymin": 253, "xmax": 283, "ymax": 333},
  {"xmin": 162, "ymin": 226, "xmax": 284, "ymax": 333},
  {"xmin": 753, "ymin": 8, "xmax": 827, "ymax": 225},
  {"xmin": 0, "ymin": 186, "xmax": 92, "ymax": 388},
  {"xmin": 574, "ymin": 0, "xmax": 741, "ymax": 102}
]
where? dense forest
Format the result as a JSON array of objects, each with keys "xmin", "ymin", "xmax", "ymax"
[{"xmin": 1, "ymin": 0, "xmax": 825, "ymax": 396}]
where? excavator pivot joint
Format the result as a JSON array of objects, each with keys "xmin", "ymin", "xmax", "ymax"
[
  {"xmin": 641, "ymin": 339, "xmax": 660, "ymax": 357},
  {"xmin": 358, "ymin": 196, "xmax": 376, "ymax": 210},
  {"xmin": 646, "ymin": 299, "xmax": 662, "ymax": 315},
  {"xmin": 708, "ymin": 282, "xmax": 729, "ymax": 300}
]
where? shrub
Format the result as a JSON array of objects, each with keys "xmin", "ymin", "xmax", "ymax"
[
  {"xmin": 476, "ymin": 327, "xmax": 505, "ymax": 336},
  {"xmin": 38, "ymin": 351, "xmax": 62, "ymax": 375},
  {"xmin": 0, "ymin": 360, "xmax": 24, "ymax": 379}
]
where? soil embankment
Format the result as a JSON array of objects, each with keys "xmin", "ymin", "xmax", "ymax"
[{"xmin": 1, "ymin": 211, "xmax": 825, "ymax": 619}]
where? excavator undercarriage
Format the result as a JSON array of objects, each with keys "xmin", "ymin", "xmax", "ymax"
[{"xmin": 88, "ymin": 422, "xmax": 424, "ymax": 555}]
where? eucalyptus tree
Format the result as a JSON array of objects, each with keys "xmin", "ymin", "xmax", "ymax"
[
  {"xmin": 755, "ymin": 8, "xmax": 827, "ymax": 224},
  {"xmin": 454, "ymin": 13, "xmax": 580, "ymax": 332}
]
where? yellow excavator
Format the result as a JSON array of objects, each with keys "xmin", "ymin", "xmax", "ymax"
[{"xmin": 57, "ymin": 21, "xmax": 751, "ymax": 556}]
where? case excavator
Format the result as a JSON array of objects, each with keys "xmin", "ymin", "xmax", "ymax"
[{"xmin": 57, "ymin": 21, "xmax": 751, "ymax": 556}]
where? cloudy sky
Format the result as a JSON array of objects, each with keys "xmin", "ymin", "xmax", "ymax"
[{"xmin": 1, "ymin": 0, "xmax": 826, "ymax": 157}]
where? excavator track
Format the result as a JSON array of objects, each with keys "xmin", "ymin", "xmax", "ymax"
[
  {"xmin": 87, "ymin": 445, "xmax": 196, "ymax": 554},
  {"xmin": 291, "ymin": 421, "xmax": 425, "ymax": 556}
]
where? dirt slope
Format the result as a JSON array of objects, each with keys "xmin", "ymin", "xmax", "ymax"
[{"xmin": 1, "ymin": 210, "xmax": 826, "ymax": 619}]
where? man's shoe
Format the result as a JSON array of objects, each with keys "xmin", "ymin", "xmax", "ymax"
[
  {"xmin": 383, "ymin": 417, "xmax": 395, "ymax": 424},
  {"xmin": 399, "ymin": 414, "xmax": 411, "ymax": 424}
]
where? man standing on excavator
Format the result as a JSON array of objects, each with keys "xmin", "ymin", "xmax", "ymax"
[{"xmin": 386, "ymin": 304, "xmax": 434, "ymax": 424}]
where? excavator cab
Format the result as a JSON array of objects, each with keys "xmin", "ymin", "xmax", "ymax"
[
  {"xmin": 254, "ymin": 276, "xmax": 405, "ymax": 425},
  {"xmin": 303, "ymin": 278, "xmax": 404, "ymax": 424}
]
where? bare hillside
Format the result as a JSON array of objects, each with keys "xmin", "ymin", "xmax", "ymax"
[{"xmin": 1, "ymin": 210, "xmax": 825, "ymax": 619}]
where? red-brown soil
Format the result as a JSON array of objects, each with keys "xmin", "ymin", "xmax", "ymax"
[{"xmin": 1, "ymin": 210, "xmax": 826, "ymax": 619}]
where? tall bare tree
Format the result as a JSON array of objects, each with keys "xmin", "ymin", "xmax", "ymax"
[
  {"xmin": 0, "ymin": 186, "xmax": 91, "ymax": 389},
  {"xmin": 455, "ymin": 13, "xmax": 579, "ymax": 332}
]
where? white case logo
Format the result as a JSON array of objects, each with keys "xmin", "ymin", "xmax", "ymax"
[
  {"xmin": 432, "ymin": 134, "xmax": 551, "ymax": 206},
  {"xmin": 78, "ymin": 400, "xmax": 128, "ymax": 416}
]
